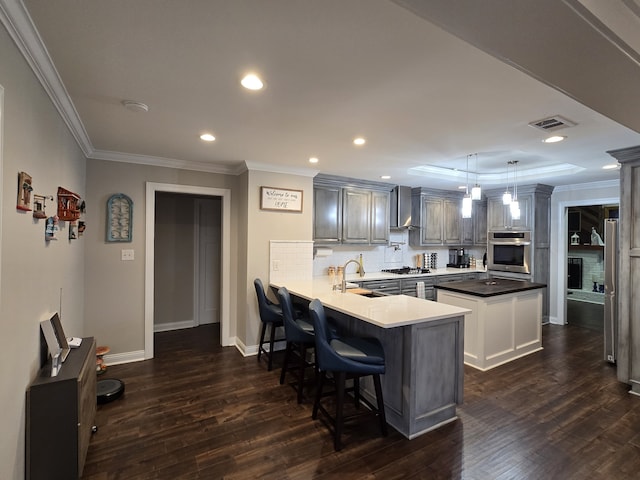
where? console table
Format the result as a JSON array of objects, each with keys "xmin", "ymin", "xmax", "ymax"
[{"xmin": 26, "ymin": 337, "xmax": 96, "ymax": 480}]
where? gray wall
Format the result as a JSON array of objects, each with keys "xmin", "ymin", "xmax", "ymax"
[{"xmin": 0, "ymin": 26, "xmax": 86, "ymax": 479}]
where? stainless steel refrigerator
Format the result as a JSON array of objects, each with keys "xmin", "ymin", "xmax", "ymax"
[{"xmin": 604, "ymin": 219, "xmax": 618, "ymax": 363}]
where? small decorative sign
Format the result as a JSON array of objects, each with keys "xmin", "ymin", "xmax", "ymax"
[{"xmin": 260, "ymin": 187, "xmax": 303, "ymax": 212}]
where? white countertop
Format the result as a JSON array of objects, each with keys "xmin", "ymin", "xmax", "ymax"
[{"xmin": 271, "ymin": 277, "xmax": 470, "ymax": 329}]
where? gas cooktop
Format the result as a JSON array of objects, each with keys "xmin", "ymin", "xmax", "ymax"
[{"xmin": 381, "ymin": 267, "xmax": 431, "ymax": 275}]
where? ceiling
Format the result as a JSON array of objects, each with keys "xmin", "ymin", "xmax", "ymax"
[{"xmin": 4, "ymin": 0, "xmax": 640, "ymax": 191}]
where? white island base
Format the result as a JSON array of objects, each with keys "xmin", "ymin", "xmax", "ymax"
[{"xmin": 437, "ymin": 288, "xmax": 543, "ymax": 371}]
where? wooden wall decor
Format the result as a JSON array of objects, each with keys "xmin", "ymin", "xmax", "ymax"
[
  {"xmin": 17, "ymin": 171, "xmax": 33, "ymax": 211},
  {"xmin": 57, "ymin": 187, "xmax": 81, "ymax": 221}
]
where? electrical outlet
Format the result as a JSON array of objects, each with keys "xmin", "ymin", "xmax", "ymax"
[
  {"xmin": 272, "ymin": 260, "xmax": 280, "ymax": 271},
  {"xmin": 121, "ymin": 249, "xmax": 134, "ymax": 261}
]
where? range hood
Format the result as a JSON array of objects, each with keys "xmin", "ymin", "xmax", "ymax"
[{"xmin": 390, "ymin": 186, "xmax": 415, "ymax": 229}]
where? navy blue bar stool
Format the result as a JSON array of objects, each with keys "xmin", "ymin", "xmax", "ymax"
[
  {"xmin": 277, "ymin": 287, "xmax": 316, "ymax": 403},
  {"xmin": 254, "ymin": 278, "xmax": 285, "ymax": 371},
  {"xmin": 308, "ymin": 299, "xmax": 388, "ymax": 451}
]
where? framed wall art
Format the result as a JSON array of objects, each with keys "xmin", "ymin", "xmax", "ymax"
[
  {"xmin": 260, "ymin": 186, "xmax": 303, "ymax": 212},
  {"xmin": 106, "ymin": 193, "xmax": 133, "ymax": 242}
]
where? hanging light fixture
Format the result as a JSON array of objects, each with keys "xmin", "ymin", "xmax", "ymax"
[
  {"xmin": 502, "ymin": 161, "xmax": 512, "ymax": 205},
  {"xmin": 510, "ymin": 160, "xmax": 521, "ymax": 220},
  {"xmin": 471, "ymin": 153, "xmax": 482, "ymax": 200},
  {"xmin": 461, "ymin": 155, "xmax": 473, "ymax": 218}
]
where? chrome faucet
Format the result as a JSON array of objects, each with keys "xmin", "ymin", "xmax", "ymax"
[{"xmin": 341, "ymin": 258, "xmax": 364, "ymax": 293}]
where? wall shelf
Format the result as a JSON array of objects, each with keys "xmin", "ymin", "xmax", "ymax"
[{"xmin": 568, "ymin": 245, "xmax": 604, "ymax": 251}]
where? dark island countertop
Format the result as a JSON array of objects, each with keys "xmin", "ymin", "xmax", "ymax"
[{"xmin": 434, "ymin": 278, "xmax": 546, "ymax": 298}]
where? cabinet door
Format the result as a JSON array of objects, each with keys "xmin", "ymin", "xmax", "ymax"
[
  {"xmin": 370, "ymin": 190, "xmax": 390, "ymax": 244},
  {"xmin": 487, "ymin": 197, "xmax": 509, "ymax": 230},
  {"xmin": 443, "ymin": 199, "xmax": 463, "ymax": 244},
  {"xmin": 313, "ymin": 187, "xmax": 342, "ymax": 243},
  {"xmin": 473, "ymin": 200, "xmax": 487, "ymax": 245},
  {"xmin": 510, "ymin": 193, "xmax": 532, "ymax": 230},
  {"xmin": 342, "ymin": 188, "xmax": 370, "ymax": 243},
  {"xmin": 420, "ymin": 197, "xmax": 444, "ymax": 245}
]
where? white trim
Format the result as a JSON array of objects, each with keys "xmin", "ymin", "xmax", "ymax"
[
  {"xmin": 553, "ymin": 179, "xmax": 618, "ymax": 192},
  {"xmin": 0, "ymin": 0, "xmax": 93, "ymax": 155},
  {"xmin": 154, "ymin": 320, "xmax": 197, "ymax": 333},
  {"xmin": 551, "ymin": 195, "xmax": 618, "ymax": 326},
  {"xmin": 145, "ymin": 182, "xmax": 232, "ymax": 360},
  {"xmin": 103, "ymin": 350, "xmax": 145, "ymax": 366}
]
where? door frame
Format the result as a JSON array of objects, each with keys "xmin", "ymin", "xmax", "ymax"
[
  {"xmin": 554, "ymin": 196, "xmax": 618, "ymax": 325},
  {"xmin": 145, "ymin": 182, "xmax": 232, "ymax": 359}
]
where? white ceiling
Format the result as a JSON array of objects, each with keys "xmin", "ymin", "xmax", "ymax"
[{"xmin": 6, "ymin": 0, "xmax": 640, "ymax": 190}]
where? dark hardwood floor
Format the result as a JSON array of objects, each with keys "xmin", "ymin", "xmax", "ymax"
[{"xmin": 82, "ymin": 323, "xmax": 640, "ymax": 479}]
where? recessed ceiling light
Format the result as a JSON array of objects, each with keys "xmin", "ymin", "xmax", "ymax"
[
  {"xmin": 309, "ymin": 157, "xmax": 319, "ymax": 164},
  {"xmin": 122, "ymin": 100, "xmax": 149, "ymax": 113},
  {"xmin": 602, "ymin": 163, "xmax": 619, "ymax": 170},
  {"xmin": 380, "ymin": 175, "xmax": 391, "ymax": 180},
  {"xmin": 542, "ymin": 135, "xmax": 566, "ymax": 143},
  {"xmin": 241, "ymin": 73, "xmax": 264, "ymax": 90},
  {"xmin": 353, "ymin": 137, "xmax": 366, "ymax": 146},
  {"xmin": 200, "ymin": 133, "xmax": 216, "ymax": 142}
]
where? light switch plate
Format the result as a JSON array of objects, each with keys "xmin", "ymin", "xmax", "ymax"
[{"xmin": 121, "ymin": 249, "xmax": 134, "ymax": 261}]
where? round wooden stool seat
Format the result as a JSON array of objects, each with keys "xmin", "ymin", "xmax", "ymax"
[{"xmin": 97, "ymin": 378, "xmax": 125, "ymax": 404}]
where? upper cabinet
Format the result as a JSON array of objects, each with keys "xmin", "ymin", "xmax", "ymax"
[
  {"xmin": 410, "ymin": 188, "xmax": 485, "ymax": 247},
  {"xmin": 487, "ymin": 193, "xmax": 533, "ymax": 231},
  {"xmin": 314, "ymin": 175, "xmax": 391, "ymax": 245}
]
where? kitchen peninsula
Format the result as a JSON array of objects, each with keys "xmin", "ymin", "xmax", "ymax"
[
  {"xmin": 271, "ymin": 277, "xmax": 470, "ymax": 439},
  {"xmin": 436, "ymin": 278, "xmax": 546, "ymax": 371}
]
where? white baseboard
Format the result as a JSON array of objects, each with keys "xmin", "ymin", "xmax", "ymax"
[
  {"xmin": 235, "ymin": 339, "xmax": 286, "ymax": 357},
  {"xmin": 154, "ymin": 320, "xmax": 196, "ymax": 332},
  {"xmin": 103, "ymin": 350, "xmax": 145, "ymax": 366}
]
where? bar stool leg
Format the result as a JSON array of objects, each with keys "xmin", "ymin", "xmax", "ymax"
[
  {"xmin": 268, "ymin": 323, "xmax": 277, "ymax": 371},
  {"xmin": 373, "ymin": 374, "xmax": 388, "ymax": 436},
  {"xmin": 297, "ymin": 344, "xmax": 307, "ymax": 404},
  {"xmin": 353, "ymin": 376, "xmax": 360, "ymax": 408},
  {"xmin": 335, "ymin": 371, "xmax": 346, "ymax": 451},
  {"xmin": 258, "ymin": 322, "xmax": 267, "ymax": 362},
  {"xmin": 280, "ymin": 343, "xmax": 292, "ymax": 385},
  {"xmin": 312, "ymin": 371, "xmax": 326, "ymax": 420}
]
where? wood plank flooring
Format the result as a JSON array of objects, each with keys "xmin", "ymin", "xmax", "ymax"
[{"xmin": 82, "ymin": 324, "xmax": 640, "ymax": 479}]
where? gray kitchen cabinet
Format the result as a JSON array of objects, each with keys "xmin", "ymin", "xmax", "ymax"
[
  {"xmin": 313, "ymin": 185, "xmax": 342, "ymax": 243},
  {"xmin": 443, "ymin": 198, "xmax": 463, "ymax": 245},
  {"xmin": 360, "ymin": 279, "xmax": 401, "ymax": 295},
  {"xmin": 485, "ymin": 184, "xmax": 554, "ymax": 322},
  {"xmin": 313, "ymin": 174, "xmax": 391, "ymax": 245},
  {"xmin": 342, "ymin": 188, "xmax": 371, "ymax": 243},
  {"xmin": 370, "ymin": 190, "xmax": 390, "ymax": 244},
  {"xmin": 487, "ymin": 193, "xmax": 532, "ymax": 231},
  {"xmin": 401, "ymin": 277, "xmax": 436, "ymax": 300},
  {"xmin": 473, "ymin": 200, "xmax": 487, "ymax": 246},
  {"xmin": 410, "ymin": 188, "xmax": 471, "ymax": 247}
]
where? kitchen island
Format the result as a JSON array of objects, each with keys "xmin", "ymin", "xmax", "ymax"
[
  {"xmin": 436, "ymin": 278, "xmax": 546, "ymax": 371},
  {"xmin": 271, "ymin": 278, "xmax": 470, "ymax": 439}
]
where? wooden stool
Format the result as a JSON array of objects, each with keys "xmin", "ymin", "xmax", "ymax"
[{"xmin": 96, "ymin": 345, "xmax": 110, "ymax": 375}]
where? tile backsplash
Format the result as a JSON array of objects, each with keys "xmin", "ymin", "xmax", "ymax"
[{"xmin": 269, "ymin": 241, "xmax": 314, "ymax": 283}]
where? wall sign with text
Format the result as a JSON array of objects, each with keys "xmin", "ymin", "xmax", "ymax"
[{"xmin": 260, "ymin": 187, "xmax": 303, "ymax": 212}]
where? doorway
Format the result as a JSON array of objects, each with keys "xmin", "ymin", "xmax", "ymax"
[
  {"xmin": 144, "ymin": 182, "xmax": 232, "ymax": 360},
  {"xmin": 564, "ymin": 204, "xmax": 617, "ymax": 331},
  {"xmin": 153, "ymin": 193, "xmax": 221, "ymax": 332}
]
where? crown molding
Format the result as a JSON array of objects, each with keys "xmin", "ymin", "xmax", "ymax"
[
  {"xmin": 88, "ymin": 149, "xmax": 244, "ymax": 175},
  {"xmin": 552, "ymin": 179, "xmax": 619, "ymax": 193},
  {"xmin": 0, "ymin": 0, "xmax": 93, "ymax": 156},
  {"xmin": 244, "ymin": 160, "xmax": 319, "ymax": 178}
]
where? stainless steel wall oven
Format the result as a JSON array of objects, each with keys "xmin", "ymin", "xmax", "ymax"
[{"xmin": 487, "ymin": 231, "xmax": 532, "ymax": 274}]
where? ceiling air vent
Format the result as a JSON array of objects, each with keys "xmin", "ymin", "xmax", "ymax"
[{"xmin": 528, "ymin": 115, "xmax": 577, "ymax": 132}]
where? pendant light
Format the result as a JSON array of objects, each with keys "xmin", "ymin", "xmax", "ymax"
[
  {"xmin": 471, "ymin": 153, "xmax": 482, "ymax": 200},
  {"xmin": 461, "ymin": 155, "xmax": 473, "ymax": 219},
  {"xmin": 510, "ymin": 160, "xmax": 521, "ymax": 220},
  {"xmin": 502, "ymin": 161, "xmax": 512, "ymax": 205}
]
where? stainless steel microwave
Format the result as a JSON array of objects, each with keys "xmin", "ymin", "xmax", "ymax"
[{"xmin": 487, "ymin": 231, "xmax": 532, "ymax": 274}]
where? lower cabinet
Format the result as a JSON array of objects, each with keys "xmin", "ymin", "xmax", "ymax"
[
  {"xmin": 401, "ymin": 277, "xmax": 436, "ymax": 300},
  {"xmin": 359, "ymin": 279, "xmax": 401, "ymax": 295},
  {"xmin": 26, "ymin": 337, "xmax": 96, "ymax": 480}
]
